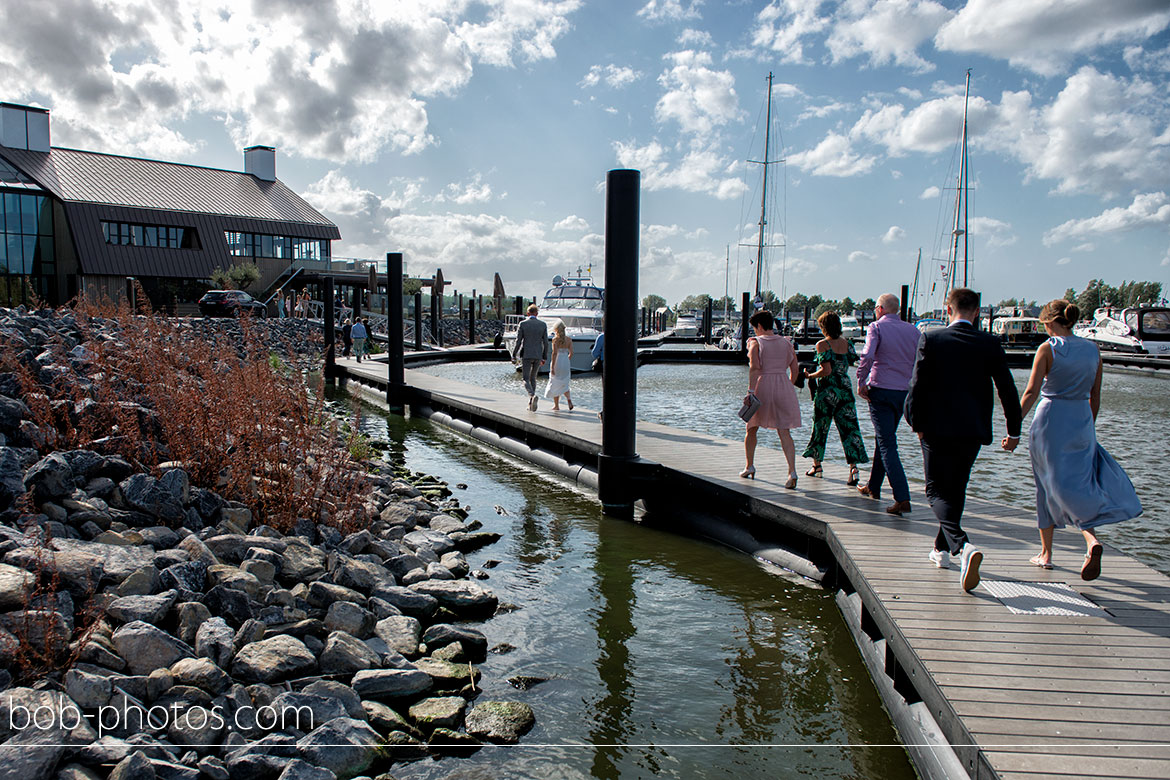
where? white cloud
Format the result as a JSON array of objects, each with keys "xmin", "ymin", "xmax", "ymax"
[
  {"xmin": 613, "ymin": 139, "xmax": 747, "ymax": 199},
  {"xmin": 882, "ymin": 225, "xmax": 906, "ymax": 243},
  {"xmin": 1044, "ymin": 192, "xmax": 1170, "ymax": 245},
  {"xmin": 554, "ymin": 215, "xmax": 589, "ymax": 232},
  {"xmin": 677, "ymin": 28, "xmax": 714, "ymax": 47},
  {"xmin": 1056, "ymin": 257, "xmax": 1071, "ymax": 265},
  {"xmin": 799, "ymin": 243, "xmax": 838, "ymax": 251},
  {"xmin": 580, "ymin": 64, "xmax": 642, "ymax": 89},
  {"xmin": 969, "ymin": 216, "xmax": 1017, "ymax": 247},
  {"xmin": 1124, "ymin": 43, "xmax": 1170, "ymax": 73},
  {"xmin": 0, "ymin": 0, "xmax": 580, "ymax": 163},
  {"xmin": 1163, "ymin": 246, "xmax": 1170, "ymax": 266},
  {"xmin": 848, "ymin": 250, "xmax": 876, "ymax": 263},
  {"xmin": 435, "ymin": 174, "xmax": 495, "ymax": 205},
  {"xmin": 787, "ymin": 132, "xmax": 877, "ymax": 177},
  {"xmin": 750, "ymin": 0, "xmax": 831, "ymax": 65},
  {"xmin": 919, "ymin": 185, "xmax": 940, "ymax": 199},
  {"xmin": 797, "ymin": 101, "xmax": 851, "ymax": 122},
  {"xmin": 637, "ymin": 0, "xmax": 702, "ymax": 23},
  {"xmin": 655, "ymin": 50, "xmax": 740, "ymax": 137},
  {"xmin": 936, "ymin": 0, "xmax": 1170, "ymax": 76},
  {"xmin": 1071, "ymin": 242, "xmax": 1095, "ymax": 253},
  {"xmin": 827, "ymin": 0, "xmax": 954, "ymax": 73}
]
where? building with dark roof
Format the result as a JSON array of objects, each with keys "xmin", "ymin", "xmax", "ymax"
[{"xmin": 0, "ymin": 101, "xmax": 340, "ymax": 309}]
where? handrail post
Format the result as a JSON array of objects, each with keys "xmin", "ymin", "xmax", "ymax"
[
  {"xmin": 414, "ymin": 291, "xmax": 423, "ymax": 351},
  {"xmin": 386, "ymin": 253, "xmax": 405, "ymax": 413},
  {"xmin": 599, "ymin": 169, "xmax": 640, "ymax": 520}
]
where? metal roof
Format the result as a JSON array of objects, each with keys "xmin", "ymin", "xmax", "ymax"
[{"xmin": 0, "ymin": 145, "xmax": 338, "ymax": 235}]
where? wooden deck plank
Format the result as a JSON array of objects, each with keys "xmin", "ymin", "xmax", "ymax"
[{"xmin": 356, "ymin": 363, "xmax": 1170, "ymax": 780}]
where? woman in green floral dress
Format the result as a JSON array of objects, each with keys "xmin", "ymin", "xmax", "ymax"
[{"xmin": 802, "ymin": 311, "xmax": 869, "ymax": 484}]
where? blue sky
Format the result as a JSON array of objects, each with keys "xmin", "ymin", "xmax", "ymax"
[{"xmin": 2, "ymin": 0, "xmax": 1168, "ymax": 309}]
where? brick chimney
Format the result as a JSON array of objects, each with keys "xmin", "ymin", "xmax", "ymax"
[
  {"xmin": 244, "ymin": 145, "xmax": 276, "ymax": 181},
  {"xmin": 0, "ymin": 102, "xmax": 51, "ymax": 152}
]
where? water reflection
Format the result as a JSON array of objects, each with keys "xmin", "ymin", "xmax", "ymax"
[{"xmin": 589, "ymin": 519, "xmax": 636, "ymax": 779}]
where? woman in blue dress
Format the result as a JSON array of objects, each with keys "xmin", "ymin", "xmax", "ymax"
[{"xmin": 1010, "ymin": 299, "xmax": 1142, "ymax": 580}]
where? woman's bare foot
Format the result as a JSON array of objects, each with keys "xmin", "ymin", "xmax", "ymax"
[{"xmin": 1029, "ymin": 554, "xmax": 1053, "ymax": 570}]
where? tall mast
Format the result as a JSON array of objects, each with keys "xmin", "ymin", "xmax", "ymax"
[
  {"xmin": 960, "ymin": 68, "xmax": 971, "ymax": 287},
  {"xmin": 911, "ymin": 248, "xmax": 921, "ymax": 317},
  {"xmin": 755, "ymin": 72, "xmax": 773, "ymax": 298},
  {"xmin": 724, "ymin": 244, "xmax": 730, "ymax": 324}
]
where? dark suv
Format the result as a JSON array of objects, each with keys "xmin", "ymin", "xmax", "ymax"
[{"xmin": 197, "ymin": 290, "xmax": 267, "ymax": 318}]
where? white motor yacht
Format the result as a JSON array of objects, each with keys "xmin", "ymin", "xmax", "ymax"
[
  {"xmin": 673, "ymin": 314, "xmax": 700, "ymax": 337},
  {"xmin": 1074, "ymin": 306, "xmax": 1170, "ymax": 356},
  {"xmin": 503, "ymin": 269, "xmax": 604, "ymax": 372},
  {"xmin": 839, "ymin": 315, "xmax": 863, "ymax": 340}
]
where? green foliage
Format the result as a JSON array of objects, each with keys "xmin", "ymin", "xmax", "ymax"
[
  {"xmin": 814, "ymin": 300, "xmax": 839, "ymax": 317},
  {"xmin": 840, "ymin": 297, "xmax": 856, "ymax": 315},
  {"xmin": 785, "ymin": 293, "xmax": 809, "ymax": 312},
  {"xmin": 676, "ymin": 293, "xmax": 711, "ymax": 313},
  {"xmin": 858, "ymin": 297, "xmax": 876, "ymax": 312},
  {"xmin": 268, "ymin": 352, "xmax": 284, "ymax": 372},
  {"xmin": 209, "ymin": 262, "xmax": 261, "ymax": 291},
  {"xmin": 997, "ymin": 298, "xmax": 1019, "ymax": 308},
  {"xmin": 712, "ymin": 295, "xmax": 737, "ymax": 313},
  {"xmin": 1063, "ymin": 288, "xmax": 1077, "ymax": 303},
  {"xmin": 403, "ymin": 278, "xmax": 425, "ymax": 296},
  {"xmin": 347, "ymin": 430, "xmax": 373, "ymax": 462},
  {"xmin": 642, "ymin": 294, "xmax": 667, "ymax": 311}
]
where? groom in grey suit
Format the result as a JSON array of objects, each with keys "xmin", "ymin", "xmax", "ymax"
[{"xmin": 512, "ymin": 304, "xmax": 548, "ymax": 410}]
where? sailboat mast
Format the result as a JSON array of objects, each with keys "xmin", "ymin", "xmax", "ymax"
[
  {"xmin": 911, "ymin": 248, "xmax": 921, "ymax": 317},
  {"xmin": 724, "ymin": 244, "xmax": 730, "ymax": 324},
  {"xmin": 755, "ymin": 72, "xmax": 773, "ymax": 298},
  {"xmin": 960, "ymin": 68, "xmax": 971, "ymax": 287}
]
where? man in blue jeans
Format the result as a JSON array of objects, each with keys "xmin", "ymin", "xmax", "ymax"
[{"xmin": 856, "ymin": 293, "xmax": 921, "ymax": 515}]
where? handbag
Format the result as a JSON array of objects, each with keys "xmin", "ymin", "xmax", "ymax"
[{"xmin": 738, "ymin": 391, "xmax": 761, "ymax": 423}]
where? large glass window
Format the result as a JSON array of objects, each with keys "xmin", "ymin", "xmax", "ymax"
[
  {"xmin": 1, "ymin": 188, "xmax": 55, "ymax": 303},
  {"xmin": 224, "ymin": 230, "xmax": 330, "ymax": 261},
  {"xmin": 101, "ymin": 220, "xmax": 200, "ymax": 249}
]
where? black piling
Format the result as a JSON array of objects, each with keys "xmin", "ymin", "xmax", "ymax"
[
  {"xmin": 430, "ymin": 288, "xmax": 440, "ymax": 345},
  {"xmin": 468, "ymin": 301, "xmax": 476, "ymax": 345},
  {"xmin": 514, "ymin": 296, "xmax": 523, "ymax": 316},
  {"xmin": 414, "ymin": 292, "xmax": 423, "ymax": 351},
  {"xmin": 900, "ymin": 284, "xmax": 910, "ymax": 322},
  {"xmin": 599, "ymin": 169, "xmax": 640, "ymax": 520},
  {"xmin": 704, "ymin": 298, "xmax": 714, "ymax": 343},
  {"xmin": 323, "ymin": 277, "xmax": 336, "ymax": 383},
  {"xmin": 740, "ymin": 292, "xmax": 750, "ymax": 352},
  {"xmin": 386, "ymin": 253, "xmax": 405, "ymax": 413}
]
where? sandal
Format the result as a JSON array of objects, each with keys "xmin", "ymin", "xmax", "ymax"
[
  {"xmin": 1029, "ymin": 554, "xmax": 1054, "ymax": 570},
  {"xmin": 805, "ymin": 464, "xmax": 823, "ymax": 478},
  {"xmin": 1081, "ymin": 544, "xmax": 1103, "ymax": 581},
  {"xmin": 785, "ymin": 473, "xmax": 798, "ymax": 490},
  {"xmin": 847, "ymin": 465, "xmax": 859, "ymax": 486}
]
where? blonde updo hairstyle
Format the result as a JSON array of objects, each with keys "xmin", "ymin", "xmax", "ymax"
[
  {"xmin": 552, "ymin": 320, "xmax": 569, "ymax": 348},
  {"xmin": 1038, "ymin": 299, "xmax": 1080, "ymax": 328}
]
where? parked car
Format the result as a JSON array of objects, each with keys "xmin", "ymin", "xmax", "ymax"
[{"xmin": 198, "ymin": 290, "xmax": 267, "ymax": 318}]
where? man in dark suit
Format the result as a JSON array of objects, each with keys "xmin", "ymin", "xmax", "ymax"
[
  {"xmin": 905, "ymin": 287, "xmax": 1022, "ymax": 591},
  {"xmin": 511, "ymin": 304, "xmax": 548, "ymax": 411}
]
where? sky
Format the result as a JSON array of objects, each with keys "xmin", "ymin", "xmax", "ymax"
[{"xmin": 1, "ymin": 0, "xmax": 1168, "ymax": 310}]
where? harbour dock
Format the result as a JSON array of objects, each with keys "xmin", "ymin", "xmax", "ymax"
[{"xmin": 337, "ymin": 353, "xmax": 1170, "ymax": 780}]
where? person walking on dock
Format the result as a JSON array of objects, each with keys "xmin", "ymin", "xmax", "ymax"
[
  {"xmin": 1013, "ymin": 299, "xmax": 1142, "ymax": 580},
  {"xmin": 544, "ymin": 321, "xmax": 574, "ymax": 411},
  {"xmin": 512, "ymin": 304, "xmax": 548, "ymax": 411},
  {"xmin": 906, "ymin": 287, "xmax": 1022, "ymax": 592},
  {"xmin": 350, "ymin": 317, "xmax": 367, "ymax": 363},
  {"xmin": 802, "ymin": 311, "xmax": 868, "ymax": 484},
  {"xmin": 856, "ymin": 292, "xmax": 921, "ymax": 515},
  {"xmin": 342, "ymin": 317, "xmax": 353, "ymax": 357},
  {"xmin": 741, "ymin": 310, "xmax": 802, "ymax": 489}
]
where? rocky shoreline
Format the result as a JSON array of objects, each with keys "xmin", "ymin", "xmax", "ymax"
[{"xmin": 0, "ymin": 307, "xmax": 532, "ymax": 780}]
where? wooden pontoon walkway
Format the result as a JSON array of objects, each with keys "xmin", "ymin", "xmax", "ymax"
[{"xmin": 340, "ymin": 355, "xmax": 1170, "ymax": 780}]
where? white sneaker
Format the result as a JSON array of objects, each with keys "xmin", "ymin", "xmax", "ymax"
[
  {"xmin": 959, "ymin": 543, "xmax": 983, "ymax": 592},
  {"xmin": 928, "ymin": 549, "xmax": 950, "ymax": 569}
]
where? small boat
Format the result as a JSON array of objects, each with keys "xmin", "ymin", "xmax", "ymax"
[
  {"xmin": 991, "ymin": 314, "xmax": 1045, "ymax": 347},
  {"xmin": 673, "ymin": 314, "xmax": 700, "ymax": 337},
  {"xmin": 839, "ymin": 315, "xmax": 863, "ymax": 340},
  {"xmin": 1074, "ymin": 306, "xmax": 1170, "ymax": 356},
  {"xmin": 503, "ymin": 268, "xmax": 604, "ymax": 372},
  {"xmin": 916, "ymin": 318, "xmax": 946, "ymax": 334}
]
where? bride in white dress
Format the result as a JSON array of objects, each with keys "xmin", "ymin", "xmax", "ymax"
[{"xmin": 544, "ymin": 321, "xmax": 574, "ymax": 411}]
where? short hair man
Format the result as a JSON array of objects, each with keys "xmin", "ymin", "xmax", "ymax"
[
  {"xmin": 512, "ymin": 304, "xmax": 549, "ymax": 411},
  {"xmin": 856, "ymin": 293, "xmax": 922, "ymax": 515},
  {"xmin": 905, "ymin": 287, "xmax": 1022, "ymax": 591}
]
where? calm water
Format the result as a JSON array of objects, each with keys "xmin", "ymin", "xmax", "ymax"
[
  {"xmin": 416, "ymin": 361, "xmax": 1169, "ymax": 576},
  {"xmin": 353, "ymin": 408, "xmax": 917, "ymax": 779}
]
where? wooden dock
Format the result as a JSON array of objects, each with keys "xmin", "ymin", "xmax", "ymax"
[{"xmin": 338, "ymin": 355, "xmax": 1170, "ymax": 780}]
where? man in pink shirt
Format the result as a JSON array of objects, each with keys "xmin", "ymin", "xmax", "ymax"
[{"xmin": 856, "ymin": 293, "xmax": 921, "ymax": 515}]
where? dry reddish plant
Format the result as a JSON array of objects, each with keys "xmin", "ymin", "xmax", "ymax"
[{"xmin": 2, "ymin": 297, "xmax": 369, "ymax": 533}]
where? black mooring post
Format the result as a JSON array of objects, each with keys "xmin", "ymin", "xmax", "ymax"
[
  {"xmin": 740, "ymin": 292, "xmax": 750, "ymax": 353},
  {"xmin": 386, "ymin": 253, "xmax": 405, "ymax": 413},
  {"xmin": 704, "ymin": 298, "xmax": 714, "ymax": 343},
  {"xmin": 430, "ymin": 289, "xmax": 440, "ymax": 345},
  {"xmin": 414, "ymin": 292, "xmax": 423, "ymax": 351},
  {"xmin": 599, "ymin": 169, "xmax": 640, "ymax": 520},
  {"xmin": 514, "ymin": 296, "xmax": 523, "ymax": 316},
  {"xmin": 900, "ymin": 284, "xmax": 910, "ymax": 322},
  {"xmin": 323, "ymin": 277, "xmax": 336, "ymax": 384},
  {"xmin": 468, "ymin": 301, "xmax": 476, "ymax": 345}
]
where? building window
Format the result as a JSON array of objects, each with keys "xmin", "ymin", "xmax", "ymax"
[
  {"xmin": 1, "ymin": 190, "xmax": 54, "ymax": 277},
  {"xmin": 224, "ymin": 230, "xmax": 330, "ymax": 261},
  {"xmin": 101, "ymin": 220, "xmax": 201, "ymax": 249}
]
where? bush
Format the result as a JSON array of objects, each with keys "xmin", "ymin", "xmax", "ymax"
[{"xmin": 209, "ymin": 262, "xmax": 262, "ymax": 291}]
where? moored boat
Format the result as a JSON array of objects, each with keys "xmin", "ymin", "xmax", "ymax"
[
  {"xmin": 1074, "ymin": 306, "xmax": 1170, "ymax": 356},
  {"xmin": 503, "ymin": 269, "xmax": 603, "ymax": 372}
]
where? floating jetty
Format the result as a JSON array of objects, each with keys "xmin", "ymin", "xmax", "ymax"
[{"xmin": 336, "ymin": 353, "xmax": 1170, "ymax": 780}]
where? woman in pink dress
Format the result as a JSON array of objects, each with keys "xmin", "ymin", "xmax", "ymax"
[{"xmin": 741, "ymin": 310, "xmax": 803, "ymax": 488}]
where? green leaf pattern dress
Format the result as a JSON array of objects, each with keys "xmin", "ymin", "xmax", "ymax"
[{"xmin": 802, "ymin": 343, "xmax": 869, "ymax": 464}]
